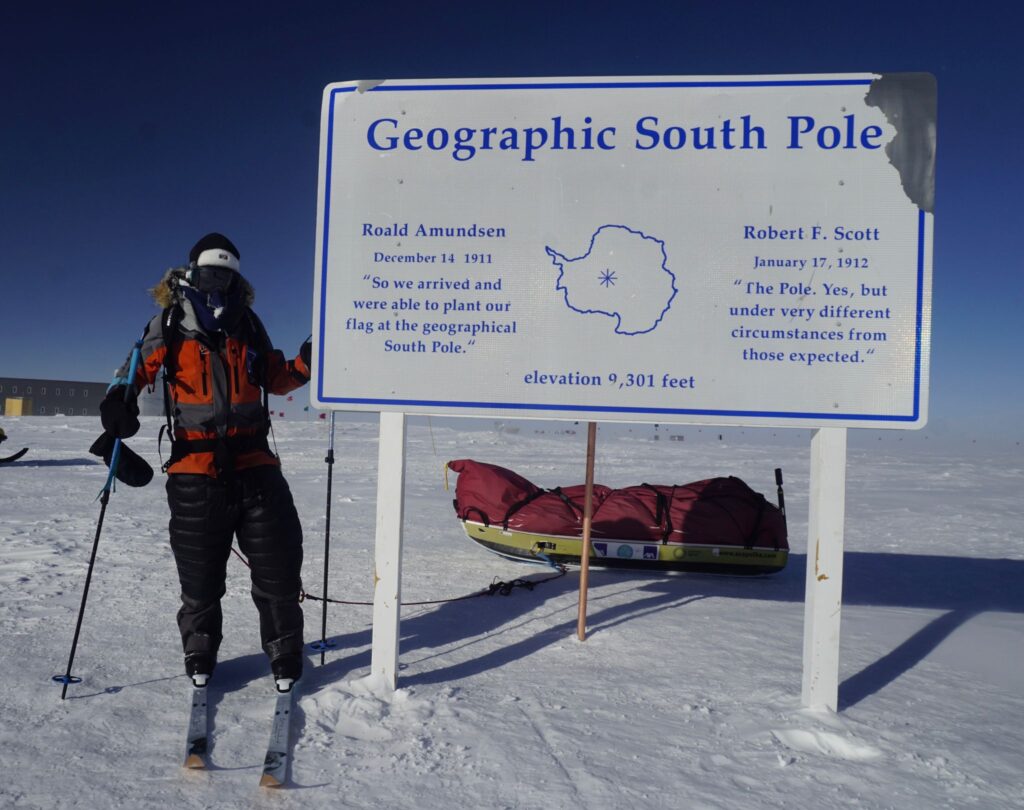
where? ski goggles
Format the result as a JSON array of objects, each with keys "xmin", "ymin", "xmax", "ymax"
[{"xmin": 186, "ymin": 264, "xmax": 238, "ymax": 294}]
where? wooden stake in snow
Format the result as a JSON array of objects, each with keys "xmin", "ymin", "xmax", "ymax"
[{"xmin": 576, "ymin": 422, "xmax": 598, "ymax": 641}]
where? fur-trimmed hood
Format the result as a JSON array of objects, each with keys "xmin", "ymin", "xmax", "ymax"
[{"xmin": 149, "ymin": 266, "xmax": 256, "ymax": 309}]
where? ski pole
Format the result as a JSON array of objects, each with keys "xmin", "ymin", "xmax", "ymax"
[
  {"xmin": 310, "ymin": 411, "xmax": 338, "ymax": 665},
  {"xmin": 775, "ymin": 467, "xmax": 787, "ymax": 520},
  {"xmin": 54, "ymin": 339, "xmax": 143, "ymax": 699}
]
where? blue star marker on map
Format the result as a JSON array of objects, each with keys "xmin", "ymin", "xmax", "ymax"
[{"xmin": 545, "ymin": 225, "xmax": 677, "ymax": 335}]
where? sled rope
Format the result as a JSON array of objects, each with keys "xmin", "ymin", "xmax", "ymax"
[{"xmin": 230, "ymin": 545, "xmax": 568, "ymax": 606}]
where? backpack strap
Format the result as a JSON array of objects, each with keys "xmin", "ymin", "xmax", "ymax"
[
  {"xmin": 159, "ymin": 305, "xmax": 183, "ymax": 381},
  {"xmin": 242, "ymin": 309, "xmax": 273, "ymax": 426},
  {"xmin": 158, "ymin": 306, "xmax": 183, "ymax": 471}
]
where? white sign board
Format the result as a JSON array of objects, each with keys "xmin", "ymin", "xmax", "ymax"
[{"xmin": 313, "ymin": 75, "xmax": 934, "ymax": 428}]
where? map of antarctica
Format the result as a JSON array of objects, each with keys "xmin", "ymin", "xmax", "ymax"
[{"xmin": 545, "ymin": 225, "xmax": 677, "ymax": 335}]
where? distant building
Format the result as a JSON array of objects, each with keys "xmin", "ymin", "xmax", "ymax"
[{"xmin": 0, "ymin": 377, "xmax": 108, "ymax": 416}]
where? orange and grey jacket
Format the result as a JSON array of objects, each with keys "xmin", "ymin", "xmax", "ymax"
[{"xmin": 115, "ymin": 275, "xmax": 309, "ymax": 477}]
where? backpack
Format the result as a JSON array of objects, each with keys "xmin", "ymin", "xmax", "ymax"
[{"xmin": 156, "ymin": 304, "xmax": 275, "ymax": 472}]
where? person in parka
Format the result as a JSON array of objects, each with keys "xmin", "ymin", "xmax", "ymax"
[{"xmin": 100, "ymin": 233, "xmax": 311, "ymax": 691}]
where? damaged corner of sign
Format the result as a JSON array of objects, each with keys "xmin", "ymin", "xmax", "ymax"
[
  {"xmin": 863, "ymin": 72, "xmax": 937, "ymax": 213},
  {"xmin": 357, "ymin": 79, "xmax": 387, "ymax": 94}
]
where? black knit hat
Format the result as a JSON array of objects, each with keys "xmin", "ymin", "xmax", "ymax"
[{"xmin": 189, "ymin": 233, "xmax": 240, "ymax": 270}]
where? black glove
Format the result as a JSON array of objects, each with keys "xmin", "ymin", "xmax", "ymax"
[
  {"xmin": 99, "ymin": 385, "xmax": 140, "ymax": 439},
  {"xmin": 89, "ymin": 432, "xmax": 154, "ymax": 488},
  {"xmin": 299, "ymin": 338, "xmax": 312, "ymax": 368}
]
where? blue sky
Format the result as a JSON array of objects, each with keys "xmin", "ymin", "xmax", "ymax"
[{"xmin": 2, "ymin": 1, "xmax": 1020, "ymax": 438}]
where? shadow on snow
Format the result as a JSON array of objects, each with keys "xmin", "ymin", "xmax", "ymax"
[
  {"xmin": 302, "ymin": 551, "xmax": 1023, "ymax": 709},
  {"xmin": 74, "ymin": 552, "xmax": 1023, "ymax": 714}
]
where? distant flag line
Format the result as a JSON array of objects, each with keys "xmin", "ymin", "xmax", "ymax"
[{"xmin": 271, "ymin": 400, "xmax": 325, "ymax": 418}]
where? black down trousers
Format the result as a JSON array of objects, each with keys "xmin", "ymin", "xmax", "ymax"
[{"xmin": 166, "ymin": 465, "xmax": 304, "ymax": 664}]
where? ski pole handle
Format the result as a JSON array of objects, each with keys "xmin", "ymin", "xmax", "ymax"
[{"xmin": 774, "ymin": 467, "xmax": 786, "ymax": 519}]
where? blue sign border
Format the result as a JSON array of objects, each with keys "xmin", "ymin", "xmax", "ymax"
[{"xmin": 315, "ymin": 79, "xmax": 926, "ymax": 424}]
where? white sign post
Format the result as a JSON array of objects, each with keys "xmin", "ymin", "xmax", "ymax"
[
  {"xmin": 802, "ymin": 426, "xmax": 848, "ymax": 708},
  {"xmin": 370, "ymin": 411, "xmax": 406, "ymax": 690},
  {"xmin": 312, "ymin": 75, "xmax": 935, "ymax": 707}
]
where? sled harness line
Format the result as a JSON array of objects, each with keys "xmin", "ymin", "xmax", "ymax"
[{"xmin": 229, "ymin": 546, "xmax": 569, "ymax": 606}]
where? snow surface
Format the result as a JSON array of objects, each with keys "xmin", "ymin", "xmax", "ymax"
[{"xmin": 1, "ymin": 416, "xmax": 1022, "ymax": 809}]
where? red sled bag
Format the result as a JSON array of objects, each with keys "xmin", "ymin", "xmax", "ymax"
[
  {"xmin": 447, "ymin": 459, "xmax": 607, "ymax": 536},
  {"xmin": 658, "ymin": 478, "xmax": 787, "ymax": 551},
  {"xmin": 448, "ymin": 459, "xmax": 787, "ymax": 552},
  {"xmin": 446, "ymin": 459, "xmax": 540, "ymax": 528}
]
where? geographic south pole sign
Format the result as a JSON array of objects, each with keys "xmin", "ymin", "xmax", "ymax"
[
  {"xmin": 312, "ymin": 75, "xmax": 936, "ymax": 705},
  {"xmin": 313, "ymin": 74, "xmax": 934, "ymax": 428}
]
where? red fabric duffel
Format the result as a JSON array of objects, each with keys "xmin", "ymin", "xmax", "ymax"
[{"xmin": 448, "ymin": 459, "xmax": 787, "ymax": 551}]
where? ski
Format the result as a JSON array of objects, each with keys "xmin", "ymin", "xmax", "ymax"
[
  {"xmin": 183, "ymin": 682, "xmax": 209, "ymax": 769},
  {"xmin": 259, "ymin": 681, "xmax": 296, "ymax": 788},
  {"xmin": 0, "ymin": 448, "xmax": 28, "ymax": 463}
]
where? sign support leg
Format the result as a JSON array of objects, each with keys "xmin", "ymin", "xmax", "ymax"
[
  {"xmin": 370, "ymin": 411, "xmax": 407, "ymax": 690},
  {"xmin": 576, "ymin": 422, "xmax": 598, "ymax": 641},
  {"xmin": 801, "ymin": 426, "xmax": 848, "ymax": 710}
]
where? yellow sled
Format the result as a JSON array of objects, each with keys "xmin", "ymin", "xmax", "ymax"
[{"xmin": 460, "ymin": 520, "xmax": 788, "ymax": 575}]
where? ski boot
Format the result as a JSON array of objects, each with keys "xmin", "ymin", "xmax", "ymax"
[
  {"xmin": 271, "ymin": 654, "xmax": 303, "ymax": 693},
  {"xmin": 185, "ymin": 652, "xmax": 216, "ymax": 688}
]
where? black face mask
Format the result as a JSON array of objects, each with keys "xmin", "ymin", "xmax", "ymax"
[{"xmin": 187, "ymin": 264, "xmax": 237, "ymax": 294}]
